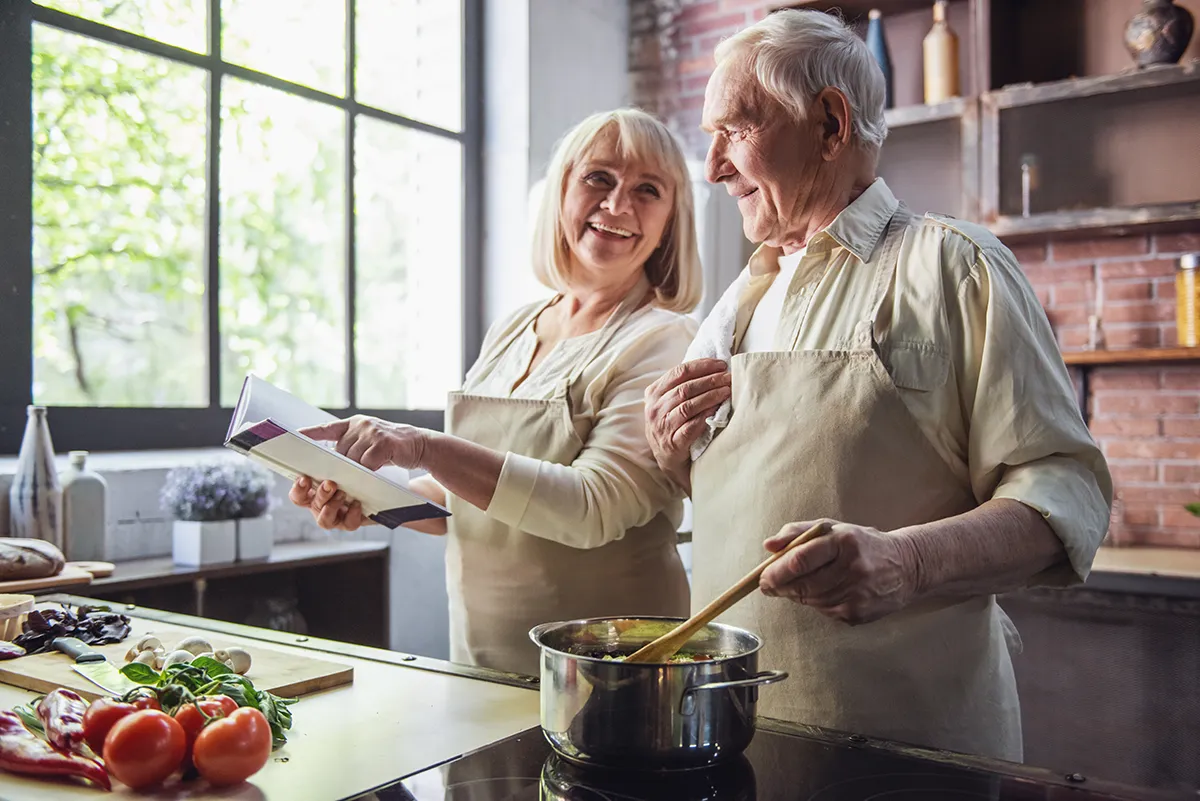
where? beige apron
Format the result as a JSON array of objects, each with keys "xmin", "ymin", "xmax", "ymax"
[
  {"xmin": 691, "ymin": 206, "xmax": 1023, "ymax": 762},
  {"xmin": 444, "ymin": 287, "xmax": 689, "ymax": 676}
]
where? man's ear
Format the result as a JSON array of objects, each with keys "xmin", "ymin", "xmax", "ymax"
[{"xmin": 814, "ymin": 87, "xmax": 853, "ymax": 161}]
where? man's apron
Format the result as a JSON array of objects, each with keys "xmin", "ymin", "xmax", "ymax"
[
  {"xmin": 691, "ymin": 207, "xmax": 1023, "ymax": 761},
  {"xmin": 445, "ymin": 286, "xmax": 689, "ymax": 676}
]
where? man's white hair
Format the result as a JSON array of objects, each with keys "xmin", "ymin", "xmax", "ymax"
[{"xmin": 714, "ymin": 10, "xmax": 888, "ymax": 154}]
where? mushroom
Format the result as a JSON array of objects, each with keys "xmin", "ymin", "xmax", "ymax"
[
  {"xmin": 162, "ymin": 649, "xmax": 194, "ymax": 669},
  {"xmin": 132, "ymin": 650, "xmax": 158, "ymax": 667},
  {"xmin": 135, "ymin": 635, "xmax": 162, "ymax": 653},
  {"xmin": 214, "ymin": 647, "xmax": 252, "ymax": 675},
  {"xmin": 125, "ymin": 635, "xmax": 165, "ymax": 663},
  {"xmin": 174, "ymin": 636, "xmax": 212, "ymax": 656}
]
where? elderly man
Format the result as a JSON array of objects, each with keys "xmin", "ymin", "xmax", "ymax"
[{"xmin": 645, "ymin": 10, "xmax": 1111, "ymax": 762}]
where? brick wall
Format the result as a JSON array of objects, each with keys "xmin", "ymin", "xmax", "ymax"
[{"xmin": 629, "ymin": 0, "xmax": 1200, "ymax": 549}]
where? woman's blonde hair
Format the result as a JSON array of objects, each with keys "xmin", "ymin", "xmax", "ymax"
[{"xmin": 531, "ymin": 108, "xmax": 702, "ymax": 313}]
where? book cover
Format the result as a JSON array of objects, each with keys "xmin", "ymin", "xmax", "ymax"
[{"xmin": 224, "ymin": 376, "xmax": 450, "ymax": 528}]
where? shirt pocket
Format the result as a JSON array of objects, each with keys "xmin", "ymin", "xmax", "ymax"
[{"xmin": 886, "ymin": 341, "xmax": 949, "ymax": 393}]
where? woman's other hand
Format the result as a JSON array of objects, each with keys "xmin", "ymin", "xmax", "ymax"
[
  {"xmin": 288, "ymin": 476, "xmax": 372, "ymax": 531},
  {"xmin": 298, "ymin": 415, "xmax": 429, "ymax": 470}
]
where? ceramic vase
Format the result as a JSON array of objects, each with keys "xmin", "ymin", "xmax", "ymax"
[
  {"xmin": 236, "ymin": 515, "xmax": 273, "ymax": 561},
  {"xmin": 172, "ymin": 520, "xmax": 236, "ymax": 566},
  {"xmin": 8, "ymin": 406, "xmax": 63, "ymax": 549},
  {"xmin": 1124, "ymin": 0, "xmax": 1195, "ymax": 67}
]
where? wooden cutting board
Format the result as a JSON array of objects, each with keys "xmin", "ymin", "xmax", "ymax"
[
  {"xmin": 0, "ymin": 565, "xmax": 93, "ymax": 594},
  {"xmin": 0, "ymin": 622, "xmax": 353, "ymax": 701}
]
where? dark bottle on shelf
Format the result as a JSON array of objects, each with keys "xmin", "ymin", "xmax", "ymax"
[{"xmin": 867, "ymin": 10, "xmax": 894, "ymax": 110}]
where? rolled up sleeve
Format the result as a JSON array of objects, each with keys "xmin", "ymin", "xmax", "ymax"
[
  {"xmin": 486, "ymin": 316, "xmax": 696, "ymax": 549},
  {"xmin": 957, "ymin": 245, "xmax": 1113, "ymax": 584}
]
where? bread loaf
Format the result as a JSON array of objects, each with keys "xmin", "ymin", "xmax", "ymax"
[{"xmin": 0, "ymin": 539, "xmax": 65, "ymax": 581}]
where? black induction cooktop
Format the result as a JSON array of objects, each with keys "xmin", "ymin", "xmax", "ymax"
[{"xmin": 359, "ymin": 723, "xmax": 1191, "ymax": 801}]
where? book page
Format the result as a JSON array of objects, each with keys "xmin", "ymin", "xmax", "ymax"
[{"xmin": 227, "ymin": 374, "xmax": 409, "ymax": 487}]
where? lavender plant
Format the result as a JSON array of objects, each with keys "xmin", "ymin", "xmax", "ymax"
[{"xmin": 160, "ymin": 460, "xmax": 274, "ymax": 522}]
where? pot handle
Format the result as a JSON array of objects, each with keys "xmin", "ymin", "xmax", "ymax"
[
  {"xmin": 685, "ymin": 670, "xmax": 789, "ymax": 695},
  {"xmin": 680, "ymin": 670, "xmax": 788, "ymax": 715}
]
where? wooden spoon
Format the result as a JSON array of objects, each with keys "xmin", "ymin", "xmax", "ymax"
[{"xmin": 624, "ymin": 521, "xmax": 830, "ymax": 664}]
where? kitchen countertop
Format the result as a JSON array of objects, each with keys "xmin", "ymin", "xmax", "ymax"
[{"xmin": 0, "ymin": 595, "xmax": 540, "ymax": 800}]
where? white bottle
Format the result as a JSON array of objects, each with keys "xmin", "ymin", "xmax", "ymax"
[{"xmin": 59, "ymin": 451, "xmax": 108, "ymax": 562}]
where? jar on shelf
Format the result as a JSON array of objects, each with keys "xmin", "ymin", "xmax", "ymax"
[{"xmin": 1175, "ymin": 253, "xmax": 1200, "ymax": 347}]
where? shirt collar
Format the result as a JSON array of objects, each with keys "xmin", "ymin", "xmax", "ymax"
[{"xmin": 745, "ymin": 177, "xmax": 899, "ymax": 275}]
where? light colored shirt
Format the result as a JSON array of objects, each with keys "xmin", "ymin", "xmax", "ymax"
[
  {"xmin": 464, "ymin": 294, "xmax": 697, "ymax": 549},
  {"xmin": 740, "ymin": 246, "xmax": 805, "ymax": 353},
  {"xmin": 729, "ymin": 178, "xmax": 1112, "ymax": 583}
]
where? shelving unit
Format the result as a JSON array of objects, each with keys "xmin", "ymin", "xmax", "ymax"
[
  {"xmin": 1062, "ymin": 347, "xmax": 1200, "ymax": 367},
  {"xmin": 1062, "ymin": 347, "xmax": 1200, "ymax": 424},
  {"xmin": 779, "ymin": 0, "xmax": 1200, "ymax": 242}
]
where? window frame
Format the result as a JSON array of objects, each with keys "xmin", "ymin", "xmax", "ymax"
[{"xmin": 0, "ymin": 0, "xmax": 483, "ymax": 453}]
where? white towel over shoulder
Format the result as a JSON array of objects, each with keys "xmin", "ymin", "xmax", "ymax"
[{"xmin": 684, "ymin": 268, "xmax": 752, "ymax": 462}]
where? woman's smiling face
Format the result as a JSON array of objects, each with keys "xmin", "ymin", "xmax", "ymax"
[{"xmin": 561, "ymin": 129, "xmax": 676, "ymax": 285}]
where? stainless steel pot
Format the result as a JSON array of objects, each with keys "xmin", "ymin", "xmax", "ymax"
[{"xmin": 528, "ymin": 616, "xmax": 787, "ymax": 771}]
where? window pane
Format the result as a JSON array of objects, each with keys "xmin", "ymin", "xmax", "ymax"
[
  {"xmin": 32, "ymin": 25, "xmax": 208, "ymax": 407},
  {"xmin": 35, "ymin": 0, "xmax": 207, "ymax": 54},
  {"xmin": 222, "ymin": 0, "xmax": 345, "ymax": 96},
  {"xmin": 356, "ymin": 0, "xmax": 462, "ymax": 132},
  {"xmin": 355, "ymin": 119, "xmax": 463, "ymax": 409},
  {"xmin": 220, "ymin": 79, "xmax": 347, "ymax": 408}
]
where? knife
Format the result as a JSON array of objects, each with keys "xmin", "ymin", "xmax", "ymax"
[{"xmin": 50, "ymin": 637, "xmax": 141, "ymax": 697}]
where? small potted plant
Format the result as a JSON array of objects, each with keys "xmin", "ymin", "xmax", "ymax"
[
  {"xmin": 160, "ymin": 462, "xmax": 242, "ymax": 566},
  {"xmin": 230, "ymin": 461, "xmax": 274, "ymax": 561}
]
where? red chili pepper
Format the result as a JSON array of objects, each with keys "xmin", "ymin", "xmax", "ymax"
[
  {"xmin": 0, "ymin": 710, "xmax": 110, "ymax": 790},
  {"xmin": 36, "ymin": 689, "xmax": 89, "ymax": 756}
]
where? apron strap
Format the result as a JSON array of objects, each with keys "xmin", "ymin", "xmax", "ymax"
[
  {"xmin": 855, "ymin": 203, "xmax": 915, "ymax": 350},
  {"xmin": 471, "ymin": 296, "xmax": 558, "ymax": 377}
]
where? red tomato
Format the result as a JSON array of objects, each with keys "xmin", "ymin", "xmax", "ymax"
[
  {"xmin": 173, "ymin": 696, "xmax": 240, "ymax": 764},
  {"xmin": 130, "ymin": 692, "xmax": 162, "ymax": 711},
  {"xmin": 192, "ymin": 707, "xmax": 271, "ymax": 787},
  {"xmin": 103, "ymin": 709, "xmax": 187, "ymax": 790},
  {"xmin": 81, "ymin": 698, "xmax": 135, "ymax": 754}
]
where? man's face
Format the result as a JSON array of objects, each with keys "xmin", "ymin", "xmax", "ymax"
[{"xmin": 701, "ymin": 57, "xmax": 824, "ymax": 247}]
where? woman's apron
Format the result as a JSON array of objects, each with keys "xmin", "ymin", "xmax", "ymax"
[
  {"xmin": 444, "ymin": 287, "xmax": 689, "ymax": 676},
  {"xmin": 690, "ymin": 206, "xmax": 1023, "ymax": 761}
]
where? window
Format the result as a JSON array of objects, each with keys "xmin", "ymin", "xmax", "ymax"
[{"xmin": 0, "ymin": 0, "xmax": 481, "ymax": 452}]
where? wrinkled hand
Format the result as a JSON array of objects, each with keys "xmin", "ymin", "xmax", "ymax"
[
  {"xmin": 288, "ymin": 477, "xmax": 374, "ymax": 531},
  {"xmin": 298, "ymin": 415, "xmax": 428, "ymax": 471},
  {"xmin": 644, "ymin": 359, "xmax": 731, "ymax": 493},
  {"xmin": 759, "ymin": 519, "xmax": 918, "ymax": 625}
]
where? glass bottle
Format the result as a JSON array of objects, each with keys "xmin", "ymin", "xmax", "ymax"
[
  {"xmin": 9, "ymin": 406, "xmax": 64, "ymax": 548},
  {"xmin": 59, "ymin": 450, "xmax": 108, "ymax": 561},
  {"xmin": 1176, "ymin": 253, "xmax": 1200, "ymax": 347},
  {"xmin": 923, "ymin": 0, "xmax": 960, "ymax": 104},
  {"xmin": 866, "ymin": 10, "xmax": 894, "ymax": 110}
]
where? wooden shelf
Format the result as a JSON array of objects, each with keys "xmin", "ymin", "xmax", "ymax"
[
  {"xmin": 1061, "ymin": 347, "xmax": 1200, "ymax": 367},
  {"xmin": 775, "ymin": 0, "xmax": 934, "ymax": 18},
  {"xmin": 90, "ymin": 539, "xmax": 389, "ymax": 593},
  {"xmin": 989, "ymin": 202, "xmax": 1200, "ymax": 242},
  {"xmin": 987, "ymin": 60, "xmax": 1200, "ymax": 110},
  {"xmin": 885, "ymin": 97, "xmax": 966, "ymax": 128}
]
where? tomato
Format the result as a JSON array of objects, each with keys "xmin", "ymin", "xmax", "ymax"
[
  {"xmin": 103, "ymin": 709, "xmax": 187, "ymax": 790},
  {"xmin": 173, "ymin": 696, "xmax": 240, "ymax": 764},
  {"xmin": 81, "ymin": 698, "xmax": 136, "ymax": 754},
  {"xmin": 130, "ymin": 692, "xmax": 162, "ymax": 711},
  {"xmin": 192, "ymin": 707, "xmax": 271, "ymax": 787}
]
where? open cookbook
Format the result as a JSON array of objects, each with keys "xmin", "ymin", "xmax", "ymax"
[{"xmin": 225, "ymin": 375, "xmax": 450, "ymax": 528}]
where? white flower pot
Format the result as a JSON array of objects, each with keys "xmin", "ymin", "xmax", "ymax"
[
  {"xmin": 236, "ymin": 515, "xmax": 273, "ymax": 561},
  {"xmin": 172, "ymin": 520, "xmax": 236, "ymax": 567}
]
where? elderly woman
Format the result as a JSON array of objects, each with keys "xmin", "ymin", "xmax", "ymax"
[
  {"xmin": 291, "ymin": 108, "xmax": 701, "ymax": 676},
  {"xmin": 645, "ymin": 11, "xmax": 1111, "ymax": 760}
]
